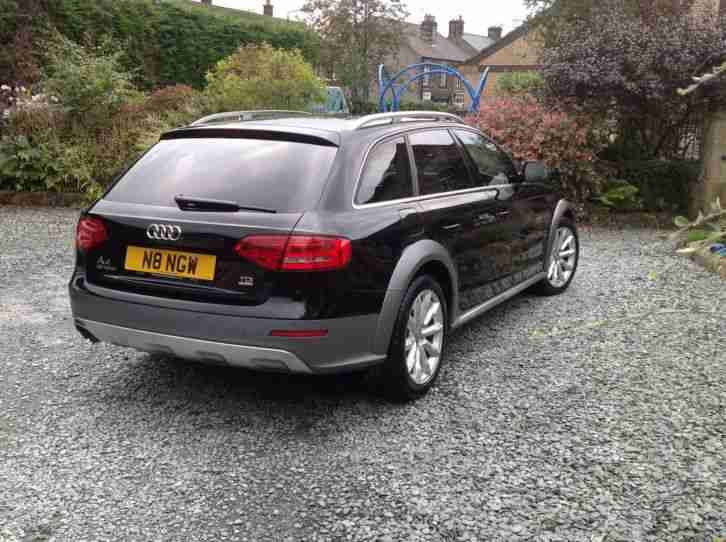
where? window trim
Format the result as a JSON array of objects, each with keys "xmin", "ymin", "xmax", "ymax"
[
  {"xmin": 451, "ymin": 127, "xmax": 519, "ymax": 186},
  {"xmin": 352, "ymin": 126, "xmax": 504, "ymax": 209},
  {"xmin": 408, "ymin": 128, "xmax": 476, "ymax": 197},
  {"xmin": 353, "ymin": 134, "xmax": 416, "ymax": 206}
]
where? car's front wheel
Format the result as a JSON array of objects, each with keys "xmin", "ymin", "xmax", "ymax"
[
  {"xmin": 379, "ymin": 275, "xmax": 448, "ymax": 401},
  {"xmin": 533, "ymin": 219, "xmax": 579, "ymax": 296}
]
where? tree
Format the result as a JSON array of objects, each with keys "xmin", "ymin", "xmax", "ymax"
[
  {"xmin": 535, "ymin": 0, "xmax": 726, "ymax": 158},
  {"xmin": 203, "ymin": 43, "xmax": 325, "ymax": 112},
  {"xmin": 524, "ymin": 0, "xmax": 701, "ymax": 44},
  {"xmin": 303, "ymin": 0, "xmax": 408, "ymax": 107}
]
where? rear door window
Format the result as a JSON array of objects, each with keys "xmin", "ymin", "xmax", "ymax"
[
  {"xmin": 454, "ymin": 130, "xmax": 517, "ymax": 186},
  {"xmin": 356, "ymin": 137, "xmax": 414, "ymax": 205},
  {"xmin": 105, "ymin": 138, "xmax": 338, "ymax": 212},
  {"xmin": 409, "ymin": 130, "xmax": 473, "ymax": 196}
]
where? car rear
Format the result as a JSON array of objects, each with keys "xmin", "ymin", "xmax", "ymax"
[{"xmin": 69, "ymin": 125, "xmax": 384, "ymax": 373}]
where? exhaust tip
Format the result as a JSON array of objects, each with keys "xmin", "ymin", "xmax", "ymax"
[{"xmin": 74, "ymin": 321, "xmax": 99, "ymax": 343}]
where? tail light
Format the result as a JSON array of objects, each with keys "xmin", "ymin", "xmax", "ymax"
[
  {"xmin": 76, "ymin": 216, "xmax": 108, "ymax": 251},
  {"xmin": 234, "ymin": 235, "xmax": 351, "ymax": 272}
]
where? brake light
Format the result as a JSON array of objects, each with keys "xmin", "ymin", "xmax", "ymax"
[
  {"xmin": 281, "ymin": 236, "xmax": 352, "ymax": 271},
  {"xmin": 76, "ymin": 216, "xmax": 108, "ymax": 251},
  {"xmin": 234, "ymin": 235, "xmax": 286, "ymax": 271},
  {"xmin": 234, "ymin": 235, "xmax": 351, "ymax": 272}
]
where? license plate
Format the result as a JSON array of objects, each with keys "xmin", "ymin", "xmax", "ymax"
[{"xmin": 124, "ymin": 246, "xmax": 216, "ymax": 281}]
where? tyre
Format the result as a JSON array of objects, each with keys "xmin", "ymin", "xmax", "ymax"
[
  {"xmin": 532, "ymin": 218, "xmax": 579, "ymax": 296},
  {"xmin": 378, "ymin": 275, "xmax": 448, "ymax": 401}
]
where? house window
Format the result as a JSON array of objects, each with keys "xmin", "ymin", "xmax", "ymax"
[
  {"xmin": 422, "ymin": 91, "xmax": 432, "ymax": 102},
  {"xmin": 440, "ymin": 64, "xmax": 447, "ymax": 88},
  {"xmin": 454, "ymin": 93, "xmax": 465, "ymax": 106},
  {"xmin": 456, "ymin": 77, "xmax": 463, "ymax": 90},
  {"xmin": 423, "ymin": 64, "xmax": 431, "ymax": 86}
]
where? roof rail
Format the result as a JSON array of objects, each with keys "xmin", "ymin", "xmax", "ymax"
[
  {"xmin": 353, "ymin": 111, "xmax": 465, "ymax": 130},
  {"xmin": 190, "ymin": 110, "xmax": 312, "ymax": 126}
]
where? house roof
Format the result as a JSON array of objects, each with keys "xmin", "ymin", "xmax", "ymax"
[
  {"xmin": 461, "ymin": 33, "xmax": 496, "ymax": 53},
  {"xmin": 402, "ymin": 22, "xmax": 472, "ymax": 63},
  {"xmin": 464, "ymin": 23, "xmax": 530, "ymax": 65}
]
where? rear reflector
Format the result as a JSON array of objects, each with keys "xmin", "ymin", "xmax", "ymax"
[
  {"xmin": 235, "ymin": 235, "xmax": 351, "ymax": 272},
  {"xmin": 76, "ymin": 216, "xmax": 108, "ymax": 252},
  {"xmin": 270, "ymin": 329, "xmax": 329, "ymax": 338}
]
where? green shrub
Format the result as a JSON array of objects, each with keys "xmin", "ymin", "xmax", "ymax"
[
  {"xmin": 495, "ymin": 72, "xmax": 544, "ymax": 96},
  {"xmin": 0, "ymin": 135, "xmax": 58, "ymax": 191},
  {"xmin": 611, "ymin": 160, "xmax": 700, "ymax": 212},
  {"xmin": 596, "ymin": 179, "xmax": 643, "ymax": 210},
  {"xmin": 42, "ymin": 34, "xmax": 141, "ymax": 123},
  {"xmin": 203, "ymin": 43, "xmax": 324, "ymax": 113}
]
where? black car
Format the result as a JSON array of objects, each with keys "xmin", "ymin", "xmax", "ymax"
[{"xmin": 70, "ymin": 111, "xmax": 579, "ymax": 400}]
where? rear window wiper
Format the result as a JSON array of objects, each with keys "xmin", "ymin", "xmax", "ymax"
[{"xmin": 174, "ymin": 195, "xmax": 277, "ymax": 214}]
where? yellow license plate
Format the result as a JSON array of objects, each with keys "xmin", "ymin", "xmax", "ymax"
[{"xmin": 124, "ymin": 246, "xmax": 216, "ymax": 281}]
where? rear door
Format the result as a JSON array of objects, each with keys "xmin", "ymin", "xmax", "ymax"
[
  {"xmin": 341, "ymin": 135, "xmax": 423, "ymax": 307},
  {"xmin": 410, "ymin": 129, "xmax": 512, "ymax": 312},
  {"xmin": 85, "ymin": 134, "xmax": 338, "ymax": 306}
]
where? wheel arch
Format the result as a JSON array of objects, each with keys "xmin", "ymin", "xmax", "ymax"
[{"xmin": 371, "ymin": 240, "xmax": 459, "ymax": 356}]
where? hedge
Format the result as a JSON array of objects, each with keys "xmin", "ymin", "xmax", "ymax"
[
  {"xmin": 612, "ymin": 160, "xmax": 701, "ymax": 213},
  {"xmin": 1, "ymin": 0, "xmax": 320, "ymax": 90}
]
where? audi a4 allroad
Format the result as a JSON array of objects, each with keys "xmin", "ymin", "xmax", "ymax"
[{"xmin": 70, "ymin": 111, "xmax": 579, "ymax": 400}]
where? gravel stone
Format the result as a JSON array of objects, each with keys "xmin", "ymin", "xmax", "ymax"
[{"xmin": 0, "ymin": 207, "xmax": 725, "ymax": 541}]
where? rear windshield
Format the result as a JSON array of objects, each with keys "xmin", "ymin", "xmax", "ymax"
[{"xmin": 105, "ymin": 138, "xmax": 338, "ymax": 212}]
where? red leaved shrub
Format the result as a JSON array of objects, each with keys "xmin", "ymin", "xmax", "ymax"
[{"xmin": 466, "ymin": 95, "xmax": 605, "ymax": 202}]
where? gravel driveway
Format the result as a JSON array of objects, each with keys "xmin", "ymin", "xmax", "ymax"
[{"xmin": 1, "ymin": 206, "xmax": 724, "ymax": 542}]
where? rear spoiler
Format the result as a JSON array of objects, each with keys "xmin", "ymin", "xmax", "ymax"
[{"xmin": 161, "ymin": 126, "xmax": 340, "ymax": 148}]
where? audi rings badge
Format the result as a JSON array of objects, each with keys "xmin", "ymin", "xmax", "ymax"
[{"xmin": 146, "ymin": 224, "xmax": 182, "ymax": 241}]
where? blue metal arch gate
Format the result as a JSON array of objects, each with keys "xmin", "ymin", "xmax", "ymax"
[{"xmin": 378, "ymin": 62, "xmax": 489, "ymax": 114}]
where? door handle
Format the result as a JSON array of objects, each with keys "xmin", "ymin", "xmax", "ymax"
[
  {"xmin": 399, "ymin": 208, "xmax": 418, "ymax": 219},
  {"xmin": 496, "ymin": 210, "xmax": 511, "ymax": 218},
  {"xmin": 442, "ymin": 223, "xmax": 462, "ymax": 231}
]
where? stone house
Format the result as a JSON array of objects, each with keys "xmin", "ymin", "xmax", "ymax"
[
  {"xmin": 378, "ymin": 15, "xmax": 501, "ymax": 109},
  {"xmin": 457, "ymin": 23, "xmax": 542, "ymax": 108}
]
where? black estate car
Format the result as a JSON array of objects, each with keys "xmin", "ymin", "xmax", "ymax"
[{"xmin": 70, "ymin": 111, "xmax": 579, "ymax": 400}]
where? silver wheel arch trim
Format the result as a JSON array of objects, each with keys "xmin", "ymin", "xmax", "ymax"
[
  {"xmin": 546, "ymin": 200, "xmax": 575, "ymax": 271},
  {"xmin": 372, "ymin": 240, "xmax": 459, "ymax": 356}
]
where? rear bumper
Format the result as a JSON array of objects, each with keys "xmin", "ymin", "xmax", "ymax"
[{"xmin": 70, "ymin": 276, "xmax": 385, "ymax": 374}]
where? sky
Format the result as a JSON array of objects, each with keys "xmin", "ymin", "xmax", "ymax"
[{"xmin": 198, "ymin": 0, "xmax": 531, "ymax": 34}]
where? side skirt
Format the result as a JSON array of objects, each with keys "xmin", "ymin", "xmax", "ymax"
[{"xmin": 451, "ymin": 273, "xmax": 545, "ymax": 329}]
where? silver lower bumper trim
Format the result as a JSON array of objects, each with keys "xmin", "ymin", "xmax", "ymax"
[{"xmin": 76, "ymin": 319, "xmax": 313, "ymax": 374}]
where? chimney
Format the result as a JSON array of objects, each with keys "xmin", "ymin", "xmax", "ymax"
[
  {"xmin": 488, "ymin": 26, "xmax": 502, "ymax": 41},
  {"xmin": 421, "ymin": 14, "xmax": 437, "ymax": 43},
  {"xmin": 263, "ymin": 0, "xmax": 274, "ymax": 16},
  {"xmin": 448, "ymin": 16, "xmax": 464, "ymax": 40}
]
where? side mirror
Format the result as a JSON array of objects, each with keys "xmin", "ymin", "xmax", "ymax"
[{"xmin": 523, "ymin": 161, "xmax": 548, "ymax": 183}]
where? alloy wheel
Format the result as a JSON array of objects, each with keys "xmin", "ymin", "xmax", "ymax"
[
  {"xmin": 547, "ymin": 226, "xmax": 578, "ymax": 288},
  {"xmin": 405, "ymin": 289, "xmax": 445, "ymax": 386}
]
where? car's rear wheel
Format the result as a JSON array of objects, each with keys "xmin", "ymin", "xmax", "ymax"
[
  {"xmin": 378, "ymin": 275, "xmax": 448, "ymax": 401},
  {"xmin": 533, "ymin": 219, "xmax": 579, "ymax": 296}
]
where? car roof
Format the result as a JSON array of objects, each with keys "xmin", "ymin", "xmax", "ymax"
[{"xmin": 165, "ymin": 114, "xmax": 471, "ymax": 148}]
